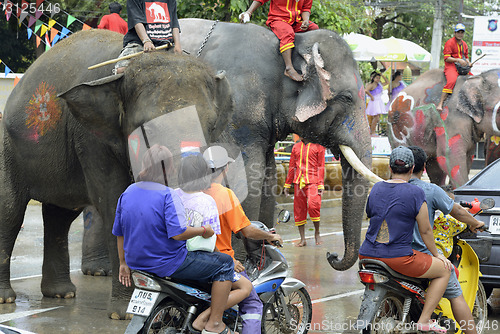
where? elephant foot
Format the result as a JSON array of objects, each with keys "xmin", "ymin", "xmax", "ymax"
[
  {"xmin": 81, "ymin": 258, "xmax": 111, "ymax": 276},
  {"xmin": 108, "ymin": 298, "xmax": 133, "ymax": 320},
  {"xmin": 41, "ymin": 281, "xmax": 76, "ymax": 299},
  {"xmin": 0, "ymin": 287, "xmax": 17, "ymax": 303}
]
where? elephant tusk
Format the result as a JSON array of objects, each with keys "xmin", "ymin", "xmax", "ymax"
[{"xmin": 339, "ymin": 145, "xmax": 384, "ymax": 184}]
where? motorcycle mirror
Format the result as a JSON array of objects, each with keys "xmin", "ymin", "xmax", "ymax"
[
  {"xmin": 480, "ymin": 198, "xmax": 495, "ymax": 211},
  {"xmin": 277, "ymin": 210, "xmax": 291, "ymax": 224}
]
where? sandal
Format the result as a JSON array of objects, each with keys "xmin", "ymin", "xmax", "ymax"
[{"xmin": 416, "ymin": 320, "xmax": 447, "ymax": 333}]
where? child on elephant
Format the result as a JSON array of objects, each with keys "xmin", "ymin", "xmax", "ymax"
[
  {"xmin": 115, "ymin": 0, "xmax": 182, "ymax": 74},
  {"xmin": 239, "ymin": 0, "xmax": 319, "ymax": 82}
]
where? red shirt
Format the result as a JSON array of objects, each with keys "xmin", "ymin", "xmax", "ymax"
[
  {"xmin": 443, "ymin": 37, "xmax": 469, "ymax": 71},
  {"xmin": 256, "ymin": 0, "xmax": 313, "ymax": 24},
  {"xmin": 284, "ymin": 141, "xmax": 326, "ymax": 189},
  {"xmin": 98, "ymin": 13, "xmax": 128, "ymax": 35}
]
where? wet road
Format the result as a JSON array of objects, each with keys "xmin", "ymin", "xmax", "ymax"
[{"xmin": 3, "ymin": 200, "xmax": 500, "ymax": 333}]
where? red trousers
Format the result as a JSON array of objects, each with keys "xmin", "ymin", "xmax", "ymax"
[
  {"xmin": 443, "ymin": 66, "xmax": 459, "ymax": 94},
  {"xmin": 293, "ymin": 183, "xmax": 321, "ymax": 226},
  {"xmin": 268, "ymin": 20, "xmax": 319, "ymax": 53}
]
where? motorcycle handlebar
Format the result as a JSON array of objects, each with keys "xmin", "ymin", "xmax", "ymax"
[{"xmin": 460, "ymin": 200, "xmax": 473, "ymax": 209}]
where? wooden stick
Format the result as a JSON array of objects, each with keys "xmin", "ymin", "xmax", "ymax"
[{"xmin": 87, "ymin": 44, "xmax": 172, "ymax": 70}]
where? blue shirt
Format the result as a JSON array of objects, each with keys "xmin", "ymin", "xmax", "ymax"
[
  {"xmin": 409, "ymin": 178, "xmax": 454, "ymax": 253},
  {"xmin": 359, "ymin": 181, "xmax": 426, "ymax": 258},
  {"xmin": 112, "ymin": 181, "xmax": 188, "ymax": 277}
]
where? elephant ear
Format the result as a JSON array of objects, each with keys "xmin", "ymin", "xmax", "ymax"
[
  {"xmin": 212, "ymin": 70, "xmax": 234, "ymax": 142},
  {"xmin": 294, "ymin": 42, "xmax": 333, "ymax": 122},
  {"xmin": 456, "ymin": 76, "xmax": 484, "ymax": 123},
  {"xmin": 59, "ymin": 74, "xmax": 124, "ymax": 139}
]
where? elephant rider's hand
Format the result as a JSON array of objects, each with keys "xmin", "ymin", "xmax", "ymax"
[
  {"xmin": 267, "ymin": 233, "xmax": 283, "ymax": 247},
  {"xmin": 284, "ymin": 187, "xmax": 290, "ymax": 197},
  {"xmin": 119, "ymin": 264, "xmax": 132, "ymax": 287},
  {"xmin": 174, "ymin": 44, "xmax": 182, "ymax": 55},
  {"xmin": 301, "ymin": 20, "xmax": 310, "ymax": 31},
  {"xmin": 436, "ymin": 254, "xmax": 453, "ymax": 271},
  {"xmin": 239, "ymin": 12, "xmax": 251, "ymax": 23},
  {"xmin": 143, "ymin": 40, "xmax": 155, "ymax": 53},
  {"xmin": 202, "ymin": 225, "xmax": 215, "ymax": 238},
  {"xmin": 470, "ymin": 219, "xmax": 485, "ymax": 233},
  {"xmin": 457, "ymin": 58, "xmax": 468, "ymax": 67},
  {"xmin": 234, "ymin": 259, "xmax": 245, "ymax": 273}
]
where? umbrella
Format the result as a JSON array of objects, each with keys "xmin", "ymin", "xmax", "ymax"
[
  {"xmin": 342, "ymin": 33, "xmax": 388, "ymax": 62},
  {"xmin": 375, "ymin": 37, "xmax": 432, "ymax": 63}
]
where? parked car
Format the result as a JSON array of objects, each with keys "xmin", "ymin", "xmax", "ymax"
[{"xmin": 454, "ymin": 158, "xmax": 500, "ymax": 298}]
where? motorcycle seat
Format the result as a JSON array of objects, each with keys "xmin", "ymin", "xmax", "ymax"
[{"xmin": 359, "ymin": 259, "xmax": 428, "ymax": 286}]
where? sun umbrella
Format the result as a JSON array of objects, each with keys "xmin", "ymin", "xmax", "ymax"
[
  {"xmin": 375, "ymin": 36, "xmax": 432, "ymax": 63},
  {"xmin": 342, "ymin": 33, "xmax": 388, "ymax": 62}
]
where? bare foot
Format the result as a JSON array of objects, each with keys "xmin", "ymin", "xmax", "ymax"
[
  {"xmin": 436, "ymin": 104, "xmax": 443, "ymax": 112},
  {"xmin": 284, "ymin": 67, "xmax": 303, "ymax": 82},
  {"xmin": 295, "ymin": 240, "xmax": 307, "ymax": 247},
  {"xmin": 315, "ymin": 236, "xmax": 323, "ymax": 245}
]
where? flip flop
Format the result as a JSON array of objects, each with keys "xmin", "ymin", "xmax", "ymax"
[{"xmin": 201, "ymin": 325, "xmax": 237, "ymax": 334}]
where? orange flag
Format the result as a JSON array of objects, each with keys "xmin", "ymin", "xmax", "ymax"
[
  {"xmin": 50, "ymin": 27, "xmax": 58, "ymax": 42},
  {"xmin": 36, "ymin": 35, "xmax": 41, "ymax": 47},
  {"xmin": 82, "ymin": 24, "xmax": 91, "ymax": 31},
  {"xmin": 13, "ymin": 76, "xmax": 21, "ymax": 87}
]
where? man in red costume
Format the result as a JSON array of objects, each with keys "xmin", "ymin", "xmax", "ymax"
[
  {"xmin": 98, "ymin": 2, "xmax": 128, "ymax": 35},
  {"xmin": 284, "ymin": 137, "xmax": 325, "ymax": 246},
  {"xmin": 436, "ymin": 23, "xmax": 471, "ymax": 112},
  {"xmin": 240, "ymin": 0, "xmax": 319, "ymax": 82}
]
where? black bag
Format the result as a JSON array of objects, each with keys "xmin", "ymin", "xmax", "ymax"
[{"xmin": 455, "ymin": 63, "xmax": 470, "ymax": 75}]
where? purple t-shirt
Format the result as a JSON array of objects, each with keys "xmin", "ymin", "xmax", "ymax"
[
  {"xmin": 359, "ymin": 181, "xmax": 426, "ymax": 258},
  {"xmin": 112, "ymin": 181, "xmax": 188, "ymax": 277},
  {"xmin": 175, "ymin": 189, "xmax": 221, "ymax": 234}
]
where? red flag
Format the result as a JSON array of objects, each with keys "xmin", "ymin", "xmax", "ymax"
[{"xmin": 45, "ymin": 33, "xmax": 51, "ymax": 47}]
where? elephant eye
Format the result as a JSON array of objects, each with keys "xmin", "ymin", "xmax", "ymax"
[{"xmin": 333, "ymin": 91, "xmax": 353, "ymax": 105}]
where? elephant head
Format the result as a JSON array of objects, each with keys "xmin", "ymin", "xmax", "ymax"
[
  {"xmin": 290, "ymin": 31, "xmax": 382, "ymax": 271},
  {"xmin": 59, "ymin": 53, "xmax": 233, "ymax": 161}
]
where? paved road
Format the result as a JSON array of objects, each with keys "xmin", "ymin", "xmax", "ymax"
[{"xmin": 2, "ymin": 201, "xmax": 500, "ymax": 333}]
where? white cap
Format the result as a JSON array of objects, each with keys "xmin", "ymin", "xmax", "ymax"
[{"xmin": 203, "ymin": 146, "xmax": 235, "ymax": 169}]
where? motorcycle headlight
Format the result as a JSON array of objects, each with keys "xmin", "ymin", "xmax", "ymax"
[{"xmin": 132, "ymin": 272, "xmax": 162, "ymax": 291}]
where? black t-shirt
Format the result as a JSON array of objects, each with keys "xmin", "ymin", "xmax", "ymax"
[{"xmin": 124, "ymin": 0, "xmax": 180, "ymax": 47}]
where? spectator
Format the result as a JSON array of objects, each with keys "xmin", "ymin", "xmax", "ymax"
[
  {"xmin": 386, "ymin": 70, "xmax": 406, "ymax": 112},
  {"xmin": 98, "ymin": 2, "xmax": 128, "ymax": 35},
  {"xmin": 365, "ymin": 71, "xmax": 387, "ymax": 136}
]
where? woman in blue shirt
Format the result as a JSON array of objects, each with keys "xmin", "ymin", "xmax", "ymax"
[{"xmin": 359, "ymin": 146, "xmax": 452, "ymax": 333}]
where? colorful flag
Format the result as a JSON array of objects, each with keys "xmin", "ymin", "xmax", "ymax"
[
  {"xmin": 4, "ymin": 65, "xmax": 12, "ymax": 77},
  {"xmin": 67, "ymin": 14, "xmax": 76, "ymax": 27},
  {"xmin": 82, "ymin": 23, "xmax": 91, "ymax": 31},
  {"xmin": 27, "ymin": 27, "xmax": 32, "ymax": 39},
  {"xmin": 60, "ymin": 27, "xmax": 71, "ymax": 38},
  {"xmin": 28, "ymin": 15, "xmax": 36, "ymax": 28}
]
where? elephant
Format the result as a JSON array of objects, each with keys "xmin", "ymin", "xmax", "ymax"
[
  {"xmin": 178, "ymin": 19, "xmax": 381, "ymax": 271},
  {"xmin": 0, "ymin": 28, "xmax": 233, "ymax": 318},
  {"xmin": 387, "ymin": 68, "xmax": 500, "ymax": 188}
]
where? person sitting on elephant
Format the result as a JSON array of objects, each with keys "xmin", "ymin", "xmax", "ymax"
[
  {"xmin": 408, "ymin": 145, "xmax": 483, "ymax": 334},
  {"xmin": 359, "ymin": 146, "xmax": 452, "ymax": 334},
  {"xmin": 176, "ymin": 153, "xmax": 253, "ymax": 332},
  {"xmin": 203, "ymin": 145, "xmax": 283, "ymax": 334},
  {"xmin": 239, "ymin": 0, "xmax": 319, "ymax": 82},
  {"xmin": 113, "ymin": 144, "xmax": 237, "ymax": 334},
  {"xmin": 115, "ymin": 0, "xmax": 182, "ymax": 74},
  {"xmin": 436, "ymin": 23, "xmax": 471, "ymax": 112}
]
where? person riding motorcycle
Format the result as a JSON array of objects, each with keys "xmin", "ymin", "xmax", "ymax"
[
  {"xmin": 358, "ymin": 146, "xmax": 453, "ymax": 333},
  {"xmin": 408, "ymin": 146, "xmax": 484, "ymax": 334},
  {"xmin": 202, "ymin": 145, "xmax": 283, "ymax": 334}
]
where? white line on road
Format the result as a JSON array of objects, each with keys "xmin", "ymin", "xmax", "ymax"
[
  {"xmin": 0, "ymin": 307, "xmax": 62, "ymax": 323},
  {"xmin": 311, "ymin": 289, "xmax": 364, "ymax": 304},
  {"xmin": 12, "ymin": 269, "xmax": 80, "ymax": 281},
  {"xmin": 283, "ymin": 227, "xmax": 367, "ymax": 243}
]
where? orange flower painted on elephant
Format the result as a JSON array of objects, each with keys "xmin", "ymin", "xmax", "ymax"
[
  {"xmin": 388, "ymin": 92, "xmax": 415, "ymax": 143},
  {"xmin": 26, "ymin": 82, "xmax": 62, "ymax": 137}
]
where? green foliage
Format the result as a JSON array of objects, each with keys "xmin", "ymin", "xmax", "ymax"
[{"xmin": 312, "ymin": 0, "xmax": 372, "ymax": 34}]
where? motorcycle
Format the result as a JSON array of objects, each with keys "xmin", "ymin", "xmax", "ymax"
[
  {"xmin": 353, "ymin": 198, "xmax": 494, "ymax": 334},
  {"xmin": 124, "ymin": 209, "xmax": 313, "ymax": 334}
]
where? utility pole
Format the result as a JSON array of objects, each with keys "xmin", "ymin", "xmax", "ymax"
[{"xmin": 430, "ymin": 0, "xmax": 443, "ymax": 69}]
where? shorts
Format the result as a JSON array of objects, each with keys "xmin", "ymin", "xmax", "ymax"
[
  {"xmin": 359, "ymin": 249, "xmax": 432, "ymax": 277},
  {"xmin": 171, "ymin": 250, "xmax": 234, "ymax": 283},
  {"xmin": 443, "ymin": 268, "xmax": 462, "ymax": 299}
]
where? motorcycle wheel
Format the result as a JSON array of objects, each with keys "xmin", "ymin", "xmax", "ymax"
[
  {"xmin": 473, "ymin": 281, "xmax": 488, "ymax": 334},
  {"xmin": 141, "ymin": 300, "xmax": 187, "ymax": 334},
  {"xmin": 362, "ymin": 293, "xmax": 404, "ymax": 334},
  {"xmin": 261, "ymin": 287, "xmax": 312, "ymax": 334}
]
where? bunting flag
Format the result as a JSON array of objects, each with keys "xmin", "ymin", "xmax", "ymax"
[
  {"xmin": 40, "ymin": 23, "xmax": 48, "ymax": 37},
  {"xmin": 48, "ymin": 18, "xmax": 56, "ymax": 28},
  {"xmin": 4, "ymin": 65, "xmax": 12, "ymax": 77},
  {"xmin": 28, "ymin": 15, "xmax": 36, "ymax": 28},
  {"xmin": 35, "ymin": 9, "xmax": 42, "ymax": 20},
  {"xmin": 82, "ymin": 23, "xmax": 91, "ymax": 31},
  {"xmin": 27, "ymin": 27, "xmax": 32, "ymax": 39},
  {"xmin": 45, "ymin": 33, "xmax": 51, "ymax": 51},
  {"xmin": 5, "ymin": 2, "xmax": 11, "ymax": 21},
  {"xmin": 36, "ymin": 0, "xmax": 44, "ymax": 8},
  {"xmin": 52, "ymin": 33, "xmax": 60, "ymax": 44},
  {"xmin": 36, "ymin": 35, "xmax": 41, "ymax": 47},
  {"xmin": 13, "ymin": 76, "xmax": 21, "ymax": 87},
  {"xmin": 60, "ymin": 27, "xmax": 70, "ymax": 38},
  {"xmin": 50, "ymin": 27, "xmax": 58, "ymax": 42},
  {"xmin": 66, "ymin": 14, "xmax": 76, "ymax": 27},
  {"xmin": 34, "ymin": 19, "xmax": 42, "ymax": 34}
]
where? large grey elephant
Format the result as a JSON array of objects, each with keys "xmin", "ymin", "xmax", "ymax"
[
  {"xmin": 387, "ymin": 68, "xmax": 500, "ymax": 187},
  {"xmin": 179, "ymin": 19, "xmax": 381, "ymax": 271},
  {"xmin": 0, "ymin": 29, "xmax": 233, "ymax": 317}
]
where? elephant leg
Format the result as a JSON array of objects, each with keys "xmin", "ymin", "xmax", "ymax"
[
  {"xmin": 426, "ymin": 158, "xmax": 447, "ymax": 186},
  {"xmin": 241, "ymin": 146, "xmax": 266, "ymax": 222},
  {"xmin": 41, "ymin": 203, "xmax": 81, "ymax": 298},
  {"xmin": 258, "ymin": 146, "xmax": 279, "ymax": 226},
  {"xmin": 81, "ymin": 206, "xmax": 111, "ymax": 276}
]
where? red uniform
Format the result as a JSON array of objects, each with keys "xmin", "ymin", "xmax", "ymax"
[
  {"xmin": 256, "ymin": 0, "xmax": 319, "ymax": 53},
  {"xmin": 442, "ymin": 37, "xmax": 469, "ymax": 94},
  {"xmin": 284, "ymin": 141, "xmax": 325, "ymax": 226},
  {"xmin": 98, "ymin": 13, "xmax": 128, "ymax": 35}
]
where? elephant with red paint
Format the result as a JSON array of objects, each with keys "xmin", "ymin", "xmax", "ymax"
[{"xmin": 387, "ymin": 68, "xmax": 500, "ymax": 188}]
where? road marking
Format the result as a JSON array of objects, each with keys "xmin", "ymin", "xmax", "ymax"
[
  {"xmin": 0, "ymin": 307, "xmax": 62, "ymax": 323},
  {"xmin": 311, "ymin": 289, "xmax": 364, "ymax": 304},
  {"xmin": 283, "ymin": 227, "xmax": 367, "ymax": 243}
]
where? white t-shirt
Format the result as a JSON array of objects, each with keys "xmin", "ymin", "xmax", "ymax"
[{"xmin": 175, "ymin": 189, "xmax": 221, "ymax": 235}]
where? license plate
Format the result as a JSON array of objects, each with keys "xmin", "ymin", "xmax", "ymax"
[
  {"xmin": 489, "ymin": 215, "xmax": 500, "ymax": 234},
  {"xmin": 126, "ymin": 288, "xmax": 160, "ymax": 316}
]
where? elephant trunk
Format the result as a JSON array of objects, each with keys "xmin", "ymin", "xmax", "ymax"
[{"xmin": 326, "ymin": 145, "xmax": 376, "ymax": 271}]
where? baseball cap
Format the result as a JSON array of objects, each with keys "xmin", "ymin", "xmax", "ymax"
[
  {"xmin": 389, "ymin": 146, "xmax": 414, "ymax": 169},
  {"xmin": 455, "ymin": 23, "xmax": 466, "ymax": 32},
  {"xmin": 203, "ymin": 146, "xmax": 235, "ymax": 169}
]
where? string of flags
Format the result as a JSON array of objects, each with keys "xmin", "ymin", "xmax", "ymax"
[{"xmin": 1, "ymin": 0, "xmax": 95, "ymax": 78}]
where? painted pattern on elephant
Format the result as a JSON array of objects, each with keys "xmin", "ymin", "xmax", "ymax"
[{"xmin": 25, "ymin": 82, "xmax": 62, "ymax": 139}]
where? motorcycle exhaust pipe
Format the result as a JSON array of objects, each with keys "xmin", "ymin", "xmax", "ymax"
[{"xmin": 180, "ymin": 305, "xmax": 198, "ymax": 334}]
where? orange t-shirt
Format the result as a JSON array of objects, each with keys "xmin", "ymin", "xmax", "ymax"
[{"xmin": 204, "ymin": 183, "xmax": 251, "ymax": 259}]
